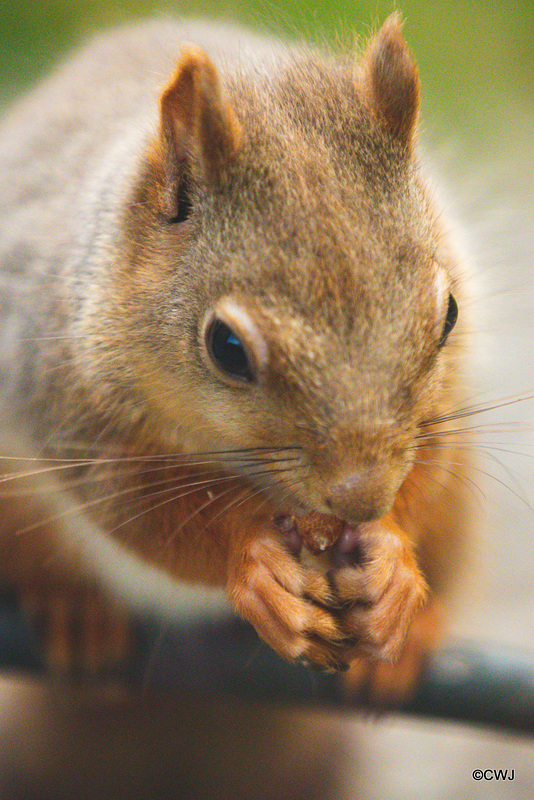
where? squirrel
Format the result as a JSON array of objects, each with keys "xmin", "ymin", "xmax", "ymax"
[{"xmin": 0, "ymin": 14, "xmax": 473, "ymax": 699}]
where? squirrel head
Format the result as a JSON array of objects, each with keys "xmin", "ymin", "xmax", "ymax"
[{"xmin": 102, "ymin": 15, "xmax": 463, "ymax": 525}]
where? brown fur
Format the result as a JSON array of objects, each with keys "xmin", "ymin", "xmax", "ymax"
[
  {"xmin": 0, "ymin": 17, "xmax": 473, "ymax": 689},
  {"xmin": 359, "ymin": 14, "xmax": 421, "ymax": 149}
]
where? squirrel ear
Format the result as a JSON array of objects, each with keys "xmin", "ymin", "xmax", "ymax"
[
  {"xmin": 359, "ymin": 14, "xmax": 420, "ymax": 150},
  {"xmin": 158, "ymin": 45, "xmax": 242, "ymax": 216}
]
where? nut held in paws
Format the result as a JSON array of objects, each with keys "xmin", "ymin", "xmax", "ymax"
[{"xmin": 294, "ymin": 513, "xmax": 346, "ymax": 553}]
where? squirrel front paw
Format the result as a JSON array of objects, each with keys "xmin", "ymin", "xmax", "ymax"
[
  {"xmin": 327, "ymin": 516, "xmax": 428, "ymax": 663},
  {"xmin": 226, "ymin": 535, "xmax": 349, "ymax": 671}
]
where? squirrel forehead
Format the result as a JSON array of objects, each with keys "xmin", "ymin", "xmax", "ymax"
[
  {"xmin": 224, "ymin": 54, "xmax": 412, "ymax": 194},
  {"xmin": 219, "ymin": 250, "xmax": 439, "ymax": 385},
  {"xmin": 231, "ymin": 239, "xmax": 437, "ymax": 332},
  {"xmin": 200, "ymin": 161, "xmax": 438, "ymax": 328},
  {"xmin": 189, "ymin": 54, "xmax": 444, "ymax": 343},
  {"xmin": 195, "ymin": 55, "xmax": 437, "ymax": 278}
]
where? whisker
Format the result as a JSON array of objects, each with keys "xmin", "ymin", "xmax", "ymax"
[
  {"xmin": 415, "ymin": 440, "xmax": 534, "ymax": 460},
  {"xmin": 421, "ymin": 392, "xmax": 534, "ymax": 427},
  {"xmin": 471, "ymin": 448, "xmax": 528, "ymax": 497},
  {"xmin": 172, "ymin": 472, "xmax": 309, "ymax": 554},
  {"xmin": 0, "ymin": 448, "xmax": 301, "ymax": 487},
  {"xmin": 12, "ymin": 454, "xmax": 305, "ymax": 535},
  {"xmin": 12, "ymin": 472, "xmax": 241, "ymax": 538},
  {"xmin": 0, "ymin": 444, "xmax": 301, "ymax": 463},
  {"xmin": 412, "ymin": 458, "xmax": 487, "ymax": 502},
  {"xmin": 185, "ymin": 482, "xmax": 289, "ymax": 557},
  {"xmin": 158, "ymin": 483, "xmax": 245, "ymax": 548},
  {"xmin": 417, "ymin": 422, "xmax": 531, "ymax": 438},
  {"xmin": 0, "ymin": 460, "xmax": 277, "ymax": 498},
  {"xmin": 407, "ymin": 465, "xmax": 457, "ymax": 505},
  {"xmin": 85, "ymin": 477, "xmax": 239, "ymax": 547},
  {"xmin": 414, "ymin": 457, "xmax": 532, "ymax": 510},
  {"xmin": 253, "ymin": 474, "xmax": 312, "ymax": 516},
  {"xmin": 415, "ymin": 439, "xmax": 533, "ymax": 455},
  {"xmin": 199, "ymin": 482, "xmax": 276, "ymax": 534},
  {"xmin": 185, "ymin": 486, "xmax": 259, "ymax": 549}
]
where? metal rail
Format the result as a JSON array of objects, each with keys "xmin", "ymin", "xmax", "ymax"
[{"xmin": 1, "ymin": 599, "xmax": 533, "ymax": 736}]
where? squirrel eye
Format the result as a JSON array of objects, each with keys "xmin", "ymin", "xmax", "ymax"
[
  {"xmin": 438, "ymin": 293, "xmax": 458, "ymax": 348},
  {"xmin": 206, "ymin": 319, "xmax": 255, "ymax": 382}
]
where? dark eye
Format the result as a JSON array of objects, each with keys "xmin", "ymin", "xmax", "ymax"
[
  {"xmin": 206, "ymin": 319, "xmax": 255, "ymax": 382},
  {"xmin": 438, "ymin": 293, "xmax": 458, "ymax": 348}
]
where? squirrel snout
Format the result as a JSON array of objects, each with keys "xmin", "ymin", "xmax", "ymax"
[{"xmin": 324, "ymin": 468, "xmax": 396, "ymax": 524}]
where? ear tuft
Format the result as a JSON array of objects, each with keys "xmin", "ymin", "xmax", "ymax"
[
  {"xmin": 158, "ymin": 45, "xmax": 242, "ymax": 216},
  {"xmin": 359, "ymin": 14, "xmax": 420, "ymax": 149}
]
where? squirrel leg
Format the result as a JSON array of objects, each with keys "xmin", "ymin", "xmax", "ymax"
[
  {"xmin": 0, "ymin": 462, "xmax": 134, "ymax": 676},
  {"xmin": 342, "ymin": 600, "xmax": 443, "ymax": 706},
  {"xmin": 19, "ymin": 583, "xmax": 133, "ymax": 675}
]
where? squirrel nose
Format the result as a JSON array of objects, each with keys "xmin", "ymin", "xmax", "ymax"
[{"xmin": 325, "ymin": 468, "xmax": 392, "ymax": 523}]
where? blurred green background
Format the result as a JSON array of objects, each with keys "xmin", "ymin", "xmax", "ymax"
[{"xmin": 1, "ymin": 0, "xmax": 534, "ymax": 153}]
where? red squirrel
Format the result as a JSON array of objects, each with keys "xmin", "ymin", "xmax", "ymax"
[{"xmin": 0, "ymin": 15, "xmax": 473, "ymax": 697}]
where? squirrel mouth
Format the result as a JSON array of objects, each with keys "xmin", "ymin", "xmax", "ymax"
[{"xmin": 273, "ymin": 511, "xmax": 362, "ymax": 558}]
